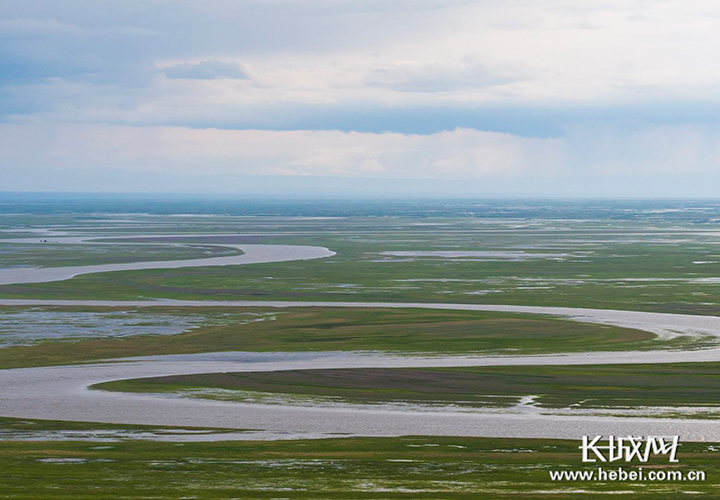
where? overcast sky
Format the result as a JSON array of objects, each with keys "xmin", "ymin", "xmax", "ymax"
[{"xmin": 2, "ymin": 0, "xmax": 720, "ymax": 197}]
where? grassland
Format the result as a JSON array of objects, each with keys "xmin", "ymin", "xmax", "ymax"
[
  {"xmin": 95, "ymin": 362, "xmax": 720, "ymax": 413},
  {"xmin": 4, "ymin": 206, "xmax": 720, "ymax": 495},
  {"xmin": 2, "ymin": 227, "xmax": 720, "ymax": 315},
  {"xmin": 0, "ymin": 243, "xmax": 240, "ymax": 268},
  {"xmin": 0, "ymin": 417, "xmax": 717, "ymax": 499},
  {"xmin": 0, "ymin": 306, "xmax": 665, "ymax": 369}
]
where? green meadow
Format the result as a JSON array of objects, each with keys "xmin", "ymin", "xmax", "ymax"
[
  {"xmin": 0, "ymin": 306, "xmax": 671, "ymax": 369},
  {"xmin": 2, "ymin": 225, "xmax": 720, "ymax": 316},
  {"xmin": 3, "ymin": 206, "xmax": 720, "ymax": 497},
  {"xmin": 0, "ymin": 418, "xmax": 717, "ymax": 499},
  {"xmin": 96, "ymin": 362, "xmax": 720, "ymax": 415}
]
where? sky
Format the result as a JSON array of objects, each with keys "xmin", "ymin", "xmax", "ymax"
[{"xmin": 2, "ymin": 0, "xmax": 720, "ymax": 197}]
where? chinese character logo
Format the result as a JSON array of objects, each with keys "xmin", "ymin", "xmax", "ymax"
[{"xmin": 580, "ymin": 435, "xmax": 679, "ymax": 463}]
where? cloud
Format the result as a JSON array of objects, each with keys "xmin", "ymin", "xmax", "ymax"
[
  {"xmin": 562, "ymin": 123, "xmax": 720, "ymax": 175},
  {"xmin": 0, "ymin": 124, "xmax": 559, "ymax": 179},
  {"xmin": 0, "ymin": 14, "xmax": 159, "ymax": 86},
  {"xmin": 0, "ymin": 18, "xmax": 82, "ymax": 36},
  {"xmin": 4, "ymin": 0, "xmax": 720, "ymax": 199},
  {"xmin": 2, "ymin": 122, "xmax": 720, "ymax": 195},
  {"xmin": 162, "ymin": 60, "xmax": 250, "ymax": 80},
  {"xmin": 365, "ymin": 57, "xmax": 524, "ymax": 93},
  {"xmin": 7, "ymin": 121, "xmax": 719, "ymax": 180},
  {"xmin": 0, "ymin": 1, "xmax": 719, "ymax": 120}
]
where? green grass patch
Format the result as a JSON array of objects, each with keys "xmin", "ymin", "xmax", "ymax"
[
  {"xmin": 4, "ymin": 231, "xmax": 720, "ymax": 316},
  {"xmin": 0, "ymin": 243, "xmax": 240, "ymax": 268},
  {"xmin": 0, "ymin": 417, "xmax": 718, "ymax": 498},
  {"xmin": 0, "ymin": 307, "xmax": 662, "ymax": 369},
  {"xmin": 96, "ymin": 362, "xmax": 720, "ymax": 412}
]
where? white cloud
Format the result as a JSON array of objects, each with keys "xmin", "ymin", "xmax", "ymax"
[
  {"xmin": 364, "ymin": 57, "xmax": 524, "ymax": 93},
  {"xmin": 4, "ymin": 122, "xmax": 719, "ymax": 184},
  {"xmin": 3, "ymin": 1, "xmax": 720, "ymax": 197},
  {"xmin": 7, "ymin": 0, "xmax": 720, "ymax": 124},
  {"xmin": 162, "ymin": 60, "xmax": 251, "ymax": 80},
  {"xmin": 563, "ymin": 123, "xmax": 720, "ymax": 175},
  {"xmin": 0, "ymin": 18, "xmax": 83, "ymax": 36},
  {"xmin": 0, "ymin": 124, "xmax": 559, "ymax": 179}
]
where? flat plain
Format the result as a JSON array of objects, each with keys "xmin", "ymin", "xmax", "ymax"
[{"xmin": 3, "ymin": 198, "xmax": 720, "ymax": 497}]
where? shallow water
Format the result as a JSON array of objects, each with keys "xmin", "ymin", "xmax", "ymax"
[
  {"xmin": 0, "ymin": 235, "xmax": 335, "ymax": 285},
  {"xmin": 2, "ymin": 232, "xmax": 720, "ymax": 440},
  {"xmin": 0, "ymin": 310, "xmax": 277, "ymax": 347},
  {"xmin": 4, "ymin": 349, "xmax": 720, "ymax": 442},
  {"xmin": 3, "ymin": 298, "xmax": 720, "ymax": 344}
]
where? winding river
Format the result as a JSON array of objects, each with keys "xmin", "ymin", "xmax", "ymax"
[
  {"xmin": 1, "ymin": 235, "xmax": 720, "ymax": 441},
  {"xmin": 0, "ymin": 234, "xmax": 335, "ymax": 285}
]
